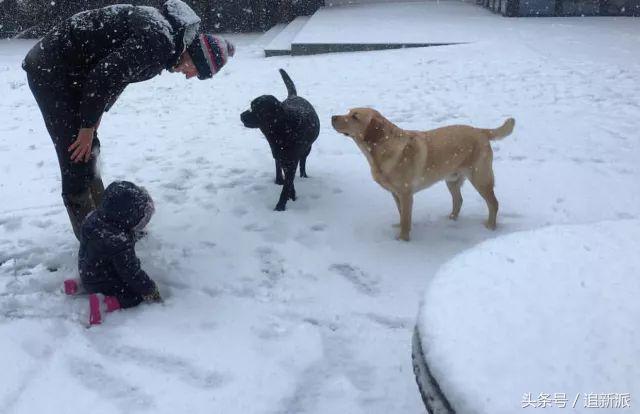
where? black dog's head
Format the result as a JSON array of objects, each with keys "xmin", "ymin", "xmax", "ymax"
[{"xmin": 240, "ymin": 95, "xmax": 284, "ymax": 130}]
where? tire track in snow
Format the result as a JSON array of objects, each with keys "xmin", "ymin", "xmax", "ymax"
[
  {"xmin": 88, "ymin": 338, "xmax": 230, "ymax": 390},
  {"xmin": 274, "ymin": 317, "xmax": 376, "ymax": 414}
]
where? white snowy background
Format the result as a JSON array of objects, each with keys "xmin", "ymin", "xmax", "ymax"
[{"xmin": 1, "ymin": 10, "xmax": 639, "ymax": 414}]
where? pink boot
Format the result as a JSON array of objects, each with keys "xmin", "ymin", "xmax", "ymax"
[
  {"xmin": 104, "ymin": 296, "xmax": 121, "ymax": 312},
  {"xmin": 88, "ymin": 294, "xmax": 121, "ymax": 326},
  {"xmin": 89, "ymin": 294, "xmax": 102, "ymax": 325},
  {"xmin": 64, "ymin": 279, "xmax": 79, "ymax": 295}
]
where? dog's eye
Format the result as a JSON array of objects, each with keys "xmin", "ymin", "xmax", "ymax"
[{"xmin": 351, "ymin": 114, "xmax": 358, "ymax": 120}]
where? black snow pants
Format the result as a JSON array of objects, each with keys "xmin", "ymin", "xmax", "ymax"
[
  {"xmin": 84, "ymin": 279, "xmax": 145, "ymax": 309},
  {"xmin": 25, "ymin": 70, "xmax": 104, "ymax": 240}
]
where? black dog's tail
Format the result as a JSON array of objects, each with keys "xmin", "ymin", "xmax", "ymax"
[{"xmin": 279, "ymin": 69, "xmax": 297, "ymax": 98}]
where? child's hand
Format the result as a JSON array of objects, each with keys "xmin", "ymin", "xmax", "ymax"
[{"xmin": 143, "ymin": 284, "xmax": 162, "ymax": 303}]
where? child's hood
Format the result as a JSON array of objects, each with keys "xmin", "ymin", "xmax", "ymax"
[{"xmin": 99, "ymin": 181, "xmax": 154, "ymax": 230}]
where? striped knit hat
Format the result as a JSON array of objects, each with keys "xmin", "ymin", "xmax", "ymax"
[{"xmin": 187, "ymin": 34, "xmax": 235, "ymax": 80}]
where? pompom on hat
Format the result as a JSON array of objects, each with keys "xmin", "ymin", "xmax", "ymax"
[{"xmin": 187, "ymin": 34, "xmax": 235, "ymax": 80}]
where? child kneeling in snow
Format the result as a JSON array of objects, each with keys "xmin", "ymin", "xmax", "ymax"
[{"xmin": 76, "ymin": 181, "xmax": 161, "ymax": 324}]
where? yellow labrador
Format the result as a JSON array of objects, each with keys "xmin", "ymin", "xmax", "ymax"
[{"xmin": 331, "ymin": 108, "xmax": 515, "ymax": 241}]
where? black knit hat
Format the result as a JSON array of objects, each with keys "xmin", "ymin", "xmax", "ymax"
[{"xmin": 187, "ymin": 34, "xmax": 235, "ymax": 80}]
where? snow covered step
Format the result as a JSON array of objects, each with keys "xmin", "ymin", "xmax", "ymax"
[
  {"xmin": 325, "ymin": 0, "xmax": 418, "ymax": 5},
  {"xmin": 264, "ymin": 16, "xmax": 311, "ymax": 57},
  {"xmin": 294, "ymin": 2, "xmax": 493, "ymax": 44},
  {"xmin": 289, "ymin": 1, "xmax": 500, "ymax": 55}
]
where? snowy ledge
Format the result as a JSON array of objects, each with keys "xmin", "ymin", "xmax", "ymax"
[{"xmin": 414, "ymin": 220, "xmax": 640, "ymax": 413}]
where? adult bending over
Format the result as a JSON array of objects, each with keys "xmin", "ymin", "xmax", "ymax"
[{"xmin": 23, "ymin": 0, "xmax": 235, "ymax": 239}]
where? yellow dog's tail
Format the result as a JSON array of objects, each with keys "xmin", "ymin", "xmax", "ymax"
[{"xmin": 485, "ymin": 118, "xmax": 515, "ymax": 141}]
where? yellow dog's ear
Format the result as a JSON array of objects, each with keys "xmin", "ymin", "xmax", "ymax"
[{"xmin": 363, "ymin": 115, "xmax": 385, "ymax": 143}]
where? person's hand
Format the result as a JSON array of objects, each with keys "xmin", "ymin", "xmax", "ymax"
[{"xmin": 68, "ymin": 127, "xmax": 95, "ymax": 163}]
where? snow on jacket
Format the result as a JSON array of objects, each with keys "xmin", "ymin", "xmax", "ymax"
[
  {"xmin": 79, "ymin": 181, "xmax": 156, "ymax": 296},
  {"xmin": 22, "ymin": 0, "xmax": 200, "ymax": 127}
]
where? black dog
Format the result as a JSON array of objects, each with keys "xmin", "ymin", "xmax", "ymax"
[{"xmin": 241, "ymin": 69, "xmax": 320, "ymax": 211}]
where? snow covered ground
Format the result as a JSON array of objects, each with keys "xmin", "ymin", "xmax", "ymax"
[{"xmin": 1, "ymin": 10, "xmax": 639, "ymax": 414}]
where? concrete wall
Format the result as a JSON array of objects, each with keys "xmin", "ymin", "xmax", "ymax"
[{"xmin": 486, "ymin": 0, "xmax": 640, "ymax": 15}]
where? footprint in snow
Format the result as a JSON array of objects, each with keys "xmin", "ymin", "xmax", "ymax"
[
  {"xmin": 256, "ymin": 246, "xmax": 286, "ymax": 287},
  {"xmin": 0, "ymin": 216, "xmax": 23, "ymax": 231},
  {"xmin": 310, "ymin": 223, "xmax": 327, "ymax": 232},
  {"xmin": 329, "ymin": 263, "xmax": 380, "ymax": 297}
]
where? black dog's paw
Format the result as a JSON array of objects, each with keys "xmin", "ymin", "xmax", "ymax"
[
  {"xmin": 274, "ymin": 203, "xmax": 286, "ymax": 211},
  {"xmin": 300, "ymin": 172, "xmax": 309, "ymax": 178},
  {"xmin": 289, "ymin": 190, "xmax": 296, "ymax": 201}
]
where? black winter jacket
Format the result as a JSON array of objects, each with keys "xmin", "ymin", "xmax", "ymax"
[
  {"xmin": 79, "ymin": 181, "xmax": 156, "ymax": 296},
  {"xmin": 22, "ymin": 0, "xmax": 200, "ymax": 127}
]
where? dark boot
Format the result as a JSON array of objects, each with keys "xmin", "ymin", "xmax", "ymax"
[
  {"xmin": 89, "ymin": 176, "xmax": 105, "ymax": 207},
  {"xmin": 63, "ymin": 190, "xmax": 96, "ymax": 241}
]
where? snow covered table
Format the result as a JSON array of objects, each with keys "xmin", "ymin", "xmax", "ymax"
[{"xmin": 413, "ymin": 221, "xmax": 640, "ymax": 413}]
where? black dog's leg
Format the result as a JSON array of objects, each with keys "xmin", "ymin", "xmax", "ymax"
[
  {"xmin": 288, "ymin": 163, "xmax": 297, "ymax": 201},
  {"xmin": 274, "ymin": 161, "xmax": 298, "ymax": 211},
  {"xmin": 300, "ymin": 147, "xmax": 312, "ymax": 178},
  {"xmin": 299, "ymin": 158, "xmax": 307, "ymax": 178},
  {"xmin": 274, "ymin": 159, "xmax": 284, "ymax": 185}
]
